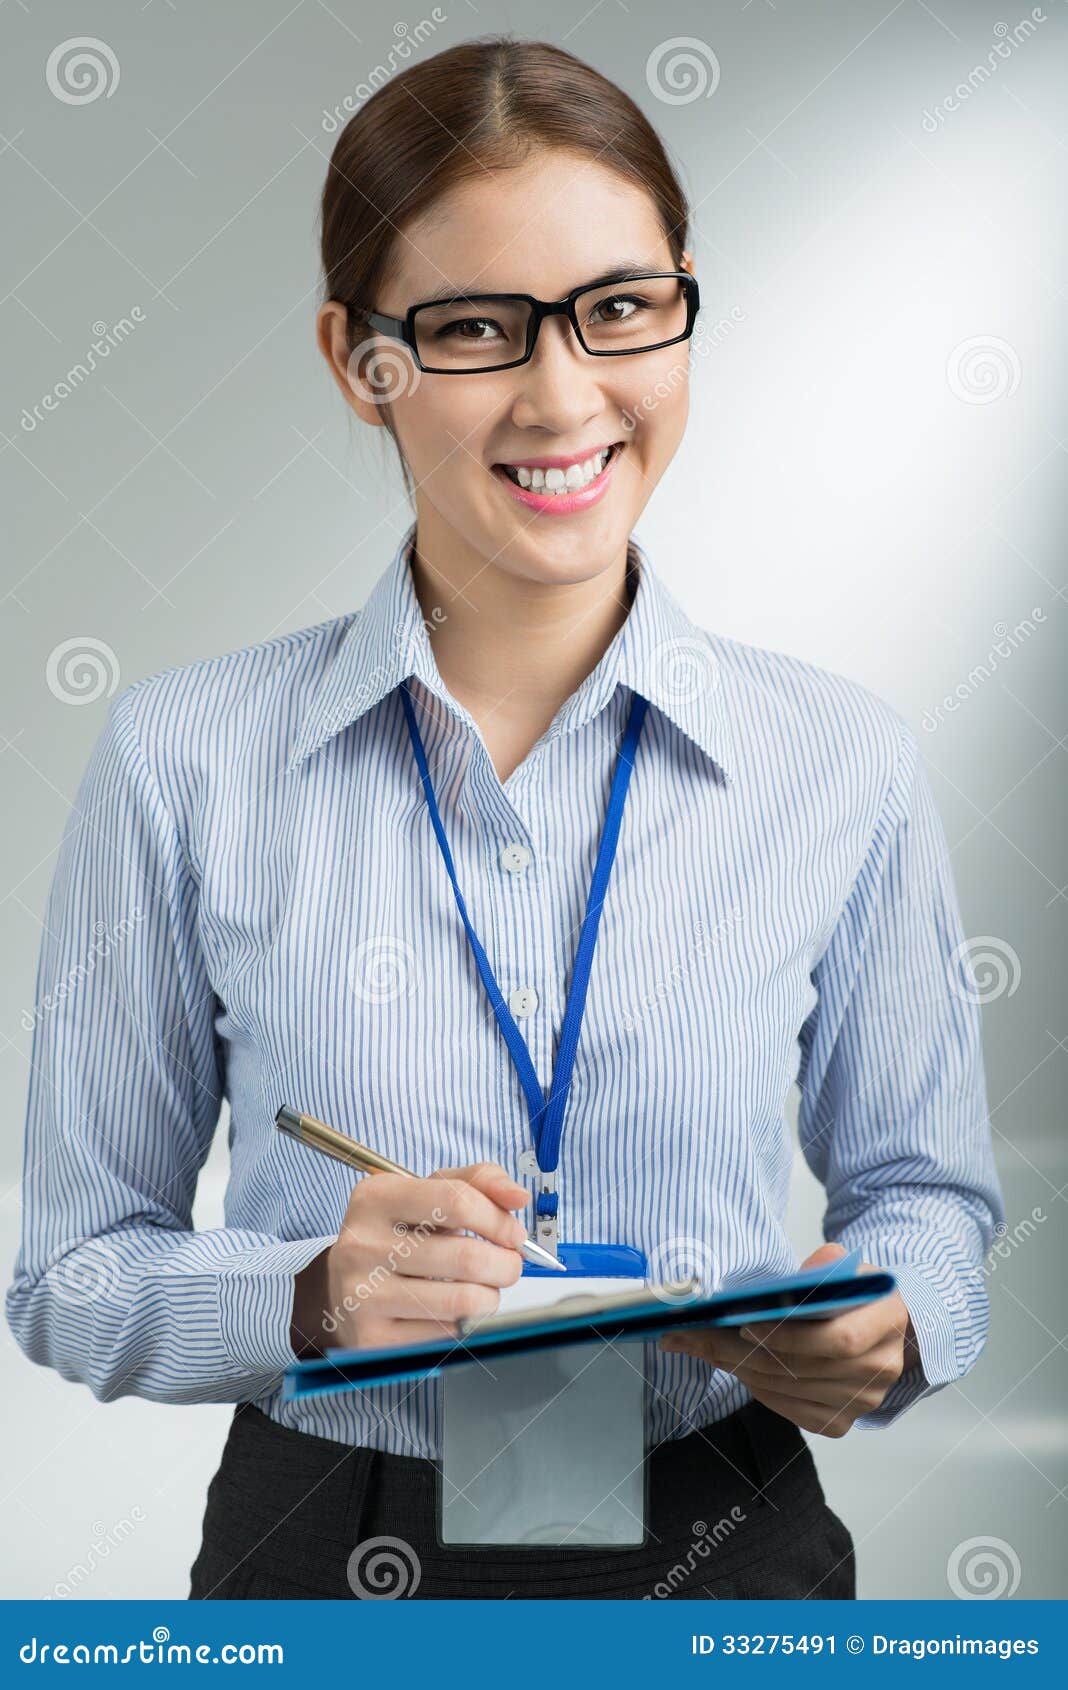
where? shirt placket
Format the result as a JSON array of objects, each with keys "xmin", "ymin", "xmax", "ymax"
[{"xmin": 464, "ymin": 743, "xmax": 557, "ymax": 1197}]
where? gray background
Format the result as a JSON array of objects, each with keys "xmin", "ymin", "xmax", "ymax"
[{"xmin": 1, "ymin": 0, "xmax": 1064, "ymax": 1600}]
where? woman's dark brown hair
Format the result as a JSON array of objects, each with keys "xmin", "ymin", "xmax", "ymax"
[{"xmin": 318, "ymin": 34, "xmax": 692, "ymax": 498}]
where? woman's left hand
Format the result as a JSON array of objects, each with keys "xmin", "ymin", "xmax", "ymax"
[{"xmin": 658, "ymin": 1243, "xmax": 919, "ymax": 1438}]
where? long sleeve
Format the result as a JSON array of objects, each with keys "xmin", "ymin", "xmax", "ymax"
[
  {"xmin": 6, "ymin": 686, "xmax": 334, "ymax": 1403},
  {"xmin": 796, "ymin": 719, "xmax": 1005, "ymax": 1428}
]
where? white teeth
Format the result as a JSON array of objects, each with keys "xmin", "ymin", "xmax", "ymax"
[{"xmin": 509, "ymin": 446, "xmax": 613, "ymax": 492}]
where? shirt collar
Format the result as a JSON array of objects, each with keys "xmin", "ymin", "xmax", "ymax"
[{"xmin": 286, "ymin": 521, "xmax": 735, "ymax": 784}]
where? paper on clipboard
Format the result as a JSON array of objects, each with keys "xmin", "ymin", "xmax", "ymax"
[{"xmin": 439, "ymin": 1260, "xmax": 649, "ymax": 1548}]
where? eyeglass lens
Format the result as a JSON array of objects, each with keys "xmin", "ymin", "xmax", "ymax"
[{"xmin": 411, "ymin": 275, "xmax": 689, "ymax": 371}]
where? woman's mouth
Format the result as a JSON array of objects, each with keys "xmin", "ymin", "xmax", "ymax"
[{"xmin": 491, "ymin": 441, "xmax": 624, "ymax": 514}]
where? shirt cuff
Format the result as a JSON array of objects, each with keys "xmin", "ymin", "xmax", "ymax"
[
  {"xmin": 853, "ymin": 1261, "xmax": 962, "ymax": 1430},
  {"xmin": 217, "ymin": 1236, "xmax": 337, "ymax": 1385}
]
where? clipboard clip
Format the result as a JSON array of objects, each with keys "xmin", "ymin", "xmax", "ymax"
[{"xmin": 533, "ymin": 1168, "xmax": 559, "ymax": 1257}]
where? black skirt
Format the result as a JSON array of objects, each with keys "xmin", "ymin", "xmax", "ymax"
[{"xmin": 189, "ymin": 1401, "xmax": 855, "ymax": 1600}]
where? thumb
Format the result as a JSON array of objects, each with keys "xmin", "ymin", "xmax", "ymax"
[{"xmin": 800, "ymin": 1241, "xmax": 848, "ymax": 1272}]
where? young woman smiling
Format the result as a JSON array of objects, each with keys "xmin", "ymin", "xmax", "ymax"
[{"xmin": 8, "ymin": 37, "xmax": 1002, "ymax": 1601}]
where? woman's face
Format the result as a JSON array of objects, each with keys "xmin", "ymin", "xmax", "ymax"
[{"xmin": 320, "ymin": 149, "xmax": 695, "ymax": 590}]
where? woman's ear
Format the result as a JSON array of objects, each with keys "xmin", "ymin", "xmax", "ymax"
[
  {"xmin": 680, "ymin": 249, "xmax": 695, "ymax": 277},
  {"xmin": 316, "ymin": 299, "xmax": 390, "ymax": 429}
]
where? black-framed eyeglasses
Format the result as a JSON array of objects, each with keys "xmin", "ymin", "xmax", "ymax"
[{"xmin": 357, "ymin": 270, "xmax": 700, "ymax": 375}]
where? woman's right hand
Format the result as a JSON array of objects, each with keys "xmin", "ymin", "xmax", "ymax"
[{"xmin": 290, "ymin": 1162, "xmax": 531, "ymax": 1355}]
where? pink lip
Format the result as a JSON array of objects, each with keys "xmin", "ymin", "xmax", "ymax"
[{"xmin": 492, "ymin": 443, "xmax": 622, "ymax": 515}]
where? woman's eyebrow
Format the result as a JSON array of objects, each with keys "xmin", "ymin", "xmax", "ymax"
[{"xmin": 411, "ymin": 260, "xmax": 662, "ymax": 307}]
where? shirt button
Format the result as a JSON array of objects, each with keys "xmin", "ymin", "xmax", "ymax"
[
  {"xmin": 499, "ymin": 842, "xmax": 532, "ymax": 874},
  {"xmin": 509, "ymin": 986, "xmax": 538, "ymax": 1017}
]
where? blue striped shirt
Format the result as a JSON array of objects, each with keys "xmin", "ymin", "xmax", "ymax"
[{"xmin": 7, "ymin": 521, "xmax": 1004, "ymax": 1455}]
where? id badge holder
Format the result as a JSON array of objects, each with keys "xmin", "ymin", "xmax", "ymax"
[{"xmin": 438, "ymin": 1242, "xmax": 649, "ymax": 1548}]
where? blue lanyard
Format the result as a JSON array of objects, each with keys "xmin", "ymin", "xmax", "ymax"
[{"xmin": 399, "ymin": 686, "xmax": 648, "ymax": 1216}]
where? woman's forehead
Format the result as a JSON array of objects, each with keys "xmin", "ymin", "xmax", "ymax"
[{"xmin": 390, "ymin": 156, "xmax": 672, "ymax": 301}]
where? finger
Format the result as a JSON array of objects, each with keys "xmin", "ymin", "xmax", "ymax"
[
  {"xmin": 372, "ymin": 1274, "xmax": 502, "ymax": 1325},
  {"xmin": 746, "ymin": 1383, "xmax": 855, "ymax": 1439},
  {"xmin": 353, "ymin": 1316, "xmax": 460, "ymax": 1351},
  {"xmin": 676, "ymin": 1327, "xmax": 902, "ymax": 1386},
  {"xmin": 392, "ymin": 1230, "xmax": 524, "ymax": 1289},
  {"xmin": 662, "ymin": 1326, "xmax": 802, "ymax": 1378},
  {"xmin": 799, "ymin": 1243, "xmax": 850, "ymax": 1272},
  {"xmin": 739, "ymin": 1301, "xmax": 900, "ymax": 1361},
  {"xmin": 437, "ymin": 1162, "xmax": 533, "ymax": 1211},
  {"xmin": 660, "ymin": 1325, "xmax": 804, "ymax": 1381},
  {"xmin": 426, "ymin": 1170, "xmax": 531, "ymax": 1247},
  {"xmin": 731, "ymin": 1365, "xmax": 891, "ymax": 1414},
  {"xmin": 371, "ymin": 1172, "xmax": 529, "ymax": 1250}
]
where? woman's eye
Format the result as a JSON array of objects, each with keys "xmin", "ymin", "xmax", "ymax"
[
  {"xmin": 589, "ymin": 294, "xmax": 644, "ymax": 324},
  {"xmin": 437, "ymin": 317, "xmax": 498, "ymax": 340}
]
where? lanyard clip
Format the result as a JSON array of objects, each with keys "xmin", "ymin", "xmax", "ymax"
[{"xmin": 532, "ymin": 1169, "xmax": 559, "ymax": 1256}]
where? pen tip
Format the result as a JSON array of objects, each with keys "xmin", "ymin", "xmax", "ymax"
[{"xmin": 524, "ymin": 1241, "xmax": 566, "ymax": 1271}]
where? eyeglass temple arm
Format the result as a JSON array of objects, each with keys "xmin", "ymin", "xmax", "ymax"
[{"xmin": 361, "ymin": 309, "xmax": 407, "ymax": 340}]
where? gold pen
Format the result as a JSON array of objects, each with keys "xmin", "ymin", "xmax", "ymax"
[{"xmin": 275, "ymin": 1105, "xmax": 566, "ymax": 1272}]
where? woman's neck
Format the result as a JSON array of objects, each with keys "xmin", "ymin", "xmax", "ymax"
[{"xmin": 407, "ymin": 528, "xmax": 636, "ymax": 742}]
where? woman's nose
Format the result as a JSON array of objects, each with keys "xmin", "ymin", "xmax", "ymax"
[{"xmin": 507, "ymin": 315, "xmax": 612, "ymax": 433}]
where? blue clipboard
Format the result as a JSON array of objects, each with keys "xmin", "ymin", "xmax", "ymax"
[{"xmin": 283, "ymin": 1249, "xmax": 894, "ymax": 1402}]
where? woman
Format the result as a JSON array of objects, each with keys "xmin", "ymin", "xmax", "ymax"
[{"xmin": 8, "ymin": 37, "xmax": 1003, "ymax": 1601}]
